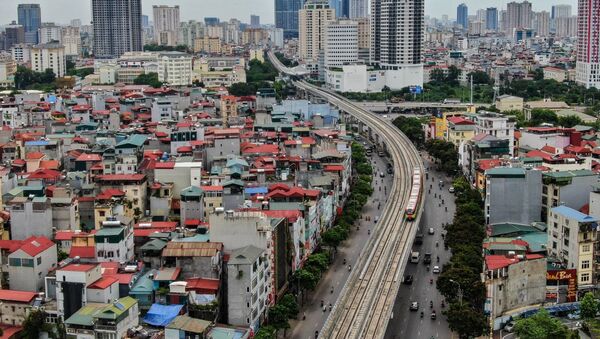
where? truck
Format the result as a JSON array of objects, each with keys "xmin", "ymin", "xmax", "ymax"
[
  {"xmin": 423, "ymin": 253, "xmax": 432, "ymax": 265},
  {"xmin": 410, "ymin": 251, "xmax": 420, "ymax": 263},
  {"xmin": 415, "ymin": 233, "xmax": 423, "ymax": 245}
]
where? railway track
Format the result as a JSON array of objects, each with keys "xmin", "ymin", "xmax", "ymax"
[{"xmin": 268, "ymin": 51, "xmax": 423, "ymax": 338}]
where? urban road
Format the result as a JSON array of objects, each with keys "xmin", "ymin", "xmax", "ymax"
[
  {"xmin": 384, "ymin": 152, "xmax": 455, "ymax": 339},
  {"xmin": 268, "ymin": 50, "xmax": 425, "ymax": 338}
]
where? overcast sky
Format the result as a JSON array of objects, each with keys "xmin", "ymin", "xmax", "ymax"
[{"xmin": 0, "ymin": 0, "xmax": 579, "ymax": 25}]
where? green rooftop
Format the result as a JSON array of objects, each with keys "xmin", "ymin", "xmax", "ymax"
[
  {"xmin": 116, "ymin": 134, "xmax": 148, "ymax": 149},
  {"xmin": 486, "ymin": 167, "xmax": 525, "ymax": 177}
]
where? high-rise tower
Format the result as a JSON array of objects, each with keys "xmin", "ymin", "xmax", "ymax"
[{"xmin": 92, "ymin": 0, "xmax": 143, "ymax": 59}]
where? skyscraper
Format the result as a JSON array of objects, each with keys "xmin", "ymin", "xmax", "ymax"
[
  {"xmin": 533, "ymin": 11, "xmax": 550, "ymax": 37},
  {"xmin": 5, "ymin": 22, "xmax": 25, "ymax": 50},
  {"xmin": 506, "ymin": 1, "xmax": 532, "ymax": 35},
  {"xmin": 275, "ymin": 0, "xmax": 303, "ymax": 39},
  {"xmin": 576, "ymin": 0, "xmax": 600, "ymax": 88},
  {"xmin": 486, "ymin": 8, "xmax": 498, "ymax": 31},
  {"xmin": 250, "ymin": 15, "xmax": 260, "ymax": 27},
  {"xmin": 349, "ymin": 0, "xmax": 368, "ymax": 18},
  {"xmin": 17, "ymin": 4, "xmax": 41, "ymax": 44},
  {"xmin": 299, "ymin": 0, "xmax": 335, "ymax": 61},
  {"xmin": 457, "ymin": 3, "xmax": 468, "ymax": 29},
  {"xmin": 91, "ymin": 0, "xmax": 142, "ymax": 59},
  {"xmin": 370, "ymin": 0, "xmax": 424, "ymax": 87},
  {"xmin": 551, "ymin": 4, "xmax": 572, "ymax": 19},
  {"xmin": 153, "ymin": 5, "xmax": 180, "ymax": 46}
]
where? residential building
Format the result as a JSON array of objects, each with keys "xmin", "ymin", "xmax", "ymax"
[
  {"xmin": 31, "ymin": 42, "xmax": 66, "ymax": 77},
  {"xmin": 38, "ymin": 23, "xmax": 62, "ymax": 44},
  {"xmin": 576, "ymin": 0, "xmax": 600, "ymax": 88},
  {"xmin": 55, "ymin": 263, "xmax": 115, "ymax": 318},
  {"xmin": 324, "ymin": 20, "xmax": 358, "ymax": 68},
  {"xmin": 542, "ymin": 170, "xmax": 597, "ymax": 222},
  {"xmin": 178, "ymin": 20, "xmax": 204, "ymax": 49},
  {"xmin": 157, "ymin": 52, "xmax": 193, "ymax": 86},
  {"xmin": 251, "ymin": 15, "xmax": 260, "ymax": 28},
  {"xmin": 0, "ymin": 289, "xmax": 37, "ymax": 326},
  {"xmin": 533, "ymin": 11, "xmax": 550, "ymax": 37},
  {"xmin": 474, "ymin": 112, "xmax": 516, "ymax": 156},
  {"xmin": 548, "ymin": 205, "xmax": 598, "ymax": 288},
  {"xmin": 552, "ymin": 4, "xmax": 572, "ymax": 18},
  {"xmin": 64, "ymin": 296, "xmax": 139, "ymax": 338},
  {"xmin": 275, "ymin": 0, "xmax": 304, "ymax": 39},
  {"xmin": 369, "ymin": 0, "xmax": 424, "ymax": 89},
  {"xmin": 446, "ymin": 116, "xmax": 476, "ymax": 146},
  {"xmin": 555, "ymin": 16, "xmax": 577, "ymax": 38},
  {"xmin": 95, "ymin": 220, "xmax": 135, "ymax": 263},
  {"xmin": 506, "ymin": 1, "xmax": 533, "ymax": 35},
  {"xmin": 0, "ymin": 57, "xmax": 16, "ymax": 88},
  {"xmin": 349, "ymin": 0, "xmax": 367, "ymax": 18},
  {"xmin": 485, "ymin": 255, "xmax": 546, "ymax": 329},
  {"xmin": 299, "ymin": 0, "xmax": 335, "ymax": 62},
  {"xmin": 485, "ymin": 168, "xmax": 542, "ymax": 224},
  {"xmin": 17, "ymin": 4, "xmax": 41, "ymax": 44},
  {"xmin": 162, "ymin": 240, "xmax": 223, "ymax": 280},
  {"xmin": 8, "ymin": 196, "xmax": 53, "ymax": 240},
  {"xmin": 153, "ymin": 5, "xmax": 180, "ymax": 46},
  {"xmin": 8, "ymin": 236, "xmax": 57, "ymax": 292},
  {"xmin": 11, "ymin": 44, "xmax": 31, "ymax": 64},
  {"xmin": 486, "ymin": 7, "xmax": 498, "ymax": 31},
  {"xmin": 91, "ymin": 0, "xmax": 143, "ymax": 59},
  {"xmin": 544, "ymin": 67, "xmax": 571, "ymax": 82},
  {"xmin": 4, "ymin": 23, "xmax": 25, "ymax": 50},
  {"xmin": 457, "ymin": 3, "xmax": 468, "ymax": 29},
  {"xmin": 226, "ymin": 245, "xmax": 271, "ymax": 331},
  {"xmin": 61, "ymin": 26, "xmax": 81, "ymax": 56},
  {"xmin": 165, "ymin": 315, "xmax": 211, "ymax": 338}
]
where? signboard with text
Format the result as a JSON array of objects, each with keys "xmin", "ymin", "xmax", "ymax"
[{"xmin": 547, "ymin": 269, "xmax": 577, "ymax": 302}]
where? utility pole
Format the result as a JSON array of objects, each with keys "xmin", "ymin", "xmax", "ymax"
[{"xmin": 470, "ymin": 74, "xmax": 474, "ymax": 105}]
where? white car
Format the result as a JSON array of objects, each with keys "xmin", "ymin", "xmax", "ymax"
[
  {"xmin": 428, "ymin": 227, "xmax": 434, "ymax": 235},
  {"xmin": 432, "ymin": 266, "xmax": 440, "ymax": 274},
  {"xmin": 374, "ymin": 216, "xmax": 379, "ymax": 223},
  {"xmin": 448, "ymin": 186, "xmax": 455, "ymax": 193}
]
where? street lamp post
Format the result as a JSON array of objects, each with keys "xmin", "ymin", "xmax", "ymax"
[{"xmin": 449, "ymin": 279, "xmax": 463, "ymax": 305}]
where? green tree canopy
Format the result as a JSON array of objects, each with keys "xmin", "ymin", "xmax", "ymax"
[
  {"xmin": 133, "ymin": 72, "xmax": 163, "ymax": 88},
  {"xmin": 445, "ymin": 302, "xmax": 489, "ymax": 339},
  {"xmin": 393, "ymin": 116, "xmax": 425, "ymax": 146},
  {"xmin": 580, "ymin": 292, "xmax": 599, "ymax": 320},
  {"xmin": 514, "ymin": 309, "xmax": 575, "ymax": 339}
]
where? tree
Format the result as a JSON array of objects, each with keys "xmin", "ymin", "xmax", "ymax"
[
  {"xmin": 532, "ymin": 68, "xmax": 544, "ymax": 81},
  {"xmin": 437, "ymin": 265, "xmax": 486, "ymax": 306},
  {"xmin": 445, "ymin": 302, "xmax": 488, "ymax": 339},
  {"xmin": 57, "ymin": 250, "xmax": 69, "ymax": 262},
  {"xmin": 228, "ymin": 82, "xmax": 257, "ymax": 96},
  {"xmin": 268, "ymin": 304, "xmax": 290, "ymax": 335},
  {"xmin": 393, "ymin": 116, "xmax": 425, "ymax": 146},
  {"xmin": 558, "ymin": 115, "xmax": 583, "ymax": 128},
  {"xmin": 447, "ymin": 66, "xmax": 462, "ymax": 86},
  {"xmin": 429, "ymin": 69, "xmax": 446, "ymax": 84},
  {"xmin": 468, "ymin": 71, "xmax": 492, "ymax": 85},
  {"xmin": 134, "ymin": 72, "xmax": 163, "ymax": 88},
  {"xmin": 305, "ymin": 252, "xmax": 330, "ymax": 274},
  {"xmin": 279, "ymin": 294, "xmax": 299, "ymax": 319},
  {"xmin": 20, "ymin": 310, "xmax": 54, "ymax": 338},
  {"xmin": 580, "ymin": 292, "xmax": 599, "ymax": 320},
  {"xmin": 530, "ymin": 109, "xmax": 558, "ymax": 126},
  {"xmin": 321, "ymin": 227, "xmax": 345, "ymax": 249},
  {"xmin": 514, "ymin": 309, "xmax": 574, "ymax": 339},
  {"xmin": 254, "ymin": 325, "xmax": 276, "ymax": 339},
  {"xmin": 294, "ymin": 269, "xmax": 319, "ymax": 292}
]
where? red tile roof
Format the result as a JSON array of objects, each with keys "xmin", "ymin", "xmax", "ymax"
[
  {"xmin": 525, "ymin": 150, "xmax": 553, "ymax": 161},
  {"xmin": 104, "ymin": 273, "xmax": 134, "ymax": 284},
  {"xmin": 16, "ymin": 236, "xmax": 54, "ymax": 257},
  {"xmin": 96, "ymin": 174, "xmax": 146, "ymax": 181},
  {"xmin": 25, "ymin": 152, "xmax": 45, "ymax": 160},
  {"xmin": 76, "ymin": 153, "xmax": 102, "ymax": 162},
  {"xmin": 55, "ymin": 230, "xmax": 89, "ymax": 241},
  {"xmin": 447, "ymin": 116, "xmax": 475, "ymax": 125},
  {"xmin": 96, "ymin": 188, "xmax": 126, "ymax": 200},
  {"xmin": 261, "ymin": 209, "xmax": 302, "ymax": 222},
  {"xmin": 324, "ymin": 165, "xmax": 345, "ymax": 172},
  {"xmin": 0, "ymin": 290, "xmax": 36, "ymax": 303},
  {"xmin": 477, "ymin": 159, "xmax": 504, "ymax": 171},
  {"xmin": 88, "ymin": 276, "xmax": 119, "ymax": 289},
  {"xmin": 27, "ymin": 169, "xmax": 61, "ymax": 180},
  {"xmin": 266, "ymin": 186, "xmax": 320, "ymax": 199},
  {"xmin": 541, "ymin": 145, "xmax": 556, "ymax": 153},
  {"xmin": 38, "ymin": 160, "xmax": 60, "ymax": 170},
  {"xmin": 242, "ymin": 144, "xmax": 280, "ymax": 155},
  {"xmin": 0, "ymin": 240, "xmax": 23, "ymax": 253},
  {"xmin": 154, "ymin": 162, "xmax": 175, "ymax": 169},
  {"xmin": 60, "ymin": 263, "xmax": 97, "ymax": 272},
  {"xmin": 69, "ymin": 246, "xmax": 96, "ymax": 259},
  {"xmin": 200, "ymin": 185, "xmax": 223, "ymax": 191}
]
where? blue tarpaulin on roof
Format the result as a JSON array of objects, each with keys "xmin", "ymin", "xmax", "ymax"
[
  {"xmin": 245, "ymin": 187, "xmax": 268, "ymax": 195},
  {"xmin": 143, "ymin": 303, "xmax": 184, "ymax": 326}
]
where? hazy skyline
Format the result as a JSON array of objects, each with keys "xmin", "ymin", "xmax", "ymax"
[{"xmin": 0, "ymin": 0, "xmax": 579, "ymax": 25}]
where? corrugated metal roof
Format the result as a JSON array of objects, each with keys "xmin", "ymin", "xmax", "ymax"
[
  {"xmin": 166, "ymin": 315, "xmax": 211, "ymax": 333},
  {"xmin": 162, "ymin": 241, "xmax": 222, "ymax": 257}
]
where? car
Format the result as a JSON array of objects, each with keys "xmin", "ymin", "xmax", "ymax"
[
  {"xmin": 380, "ymin": 172, "xmax": 385, "ymax": 178},
  {"xmin": 403, "ymin": 275, "xmax": 414, "ymax": 284},
  {"xmin": 378, "ymin": 151, "xmax": 385, "ymax": 156},
  {"xmin": 382, "ymin": 115, "xmax": 389, "ymax": 119},
  {"xmin": 504, "ymin": 321, "xmax": 516, "ymax": 333},
  {"xmin": 428, "ymin": 227, "xmax": 434, "ymax": 235},
  {"xmin": 432, "ymin": 266, "xmax": 440, "ymax": 274},
  {"xmin": 387, "ymin": 167, "xmax": 393, "ymax": 174},
  {"xmin": 409, "ymin": 302, "xmax": 419, "ymax": 311},
  {"xmin": 374, "ymin": 216, "xmax": 379, "ymax": 223},
  {"xmin": 448, "ymin": 186, "xmax": 455, "ymax": 193}
]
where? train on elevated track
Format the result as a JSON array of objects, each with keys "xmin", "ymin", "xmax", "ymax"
[{"xmin": 405, "ymin": 167, "xmax": 422, "ymax": 220}]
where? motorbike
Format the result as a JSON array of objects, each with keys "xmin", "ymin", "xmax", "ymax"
[
  {"xmin": 430, "ymin": 278, "xmax": 433, "ymax": 285},
  {"xmin": 431, "ymin": 311, "xmax": 437, "ymax": 320},
  {"xmin": 420, "ymin": 311, "xmax": 424, "ymax": 318}
]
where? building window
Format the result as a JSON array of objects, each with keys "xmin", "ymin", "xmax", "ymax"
[
  {"xmin": 582, "ymin": 273, "xmax": 591, "ymax": 282},
  {"xmin": 37, "ymin": 257, "xmax": 41, "ymax": 265},
  {"xmin": 21, "ymin": 259, "xmax": 34, "ymax": 267},
  {"xmin": 582, "ymin": 260, "xmax": 590, "ymax": 269},
  {"xmin": 583, "ymin": 244, "xmax": 591, "ymax": 252},
  {"xmin": 9, "ymin": 258, "xmax": 20, "ymax": 267}
]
